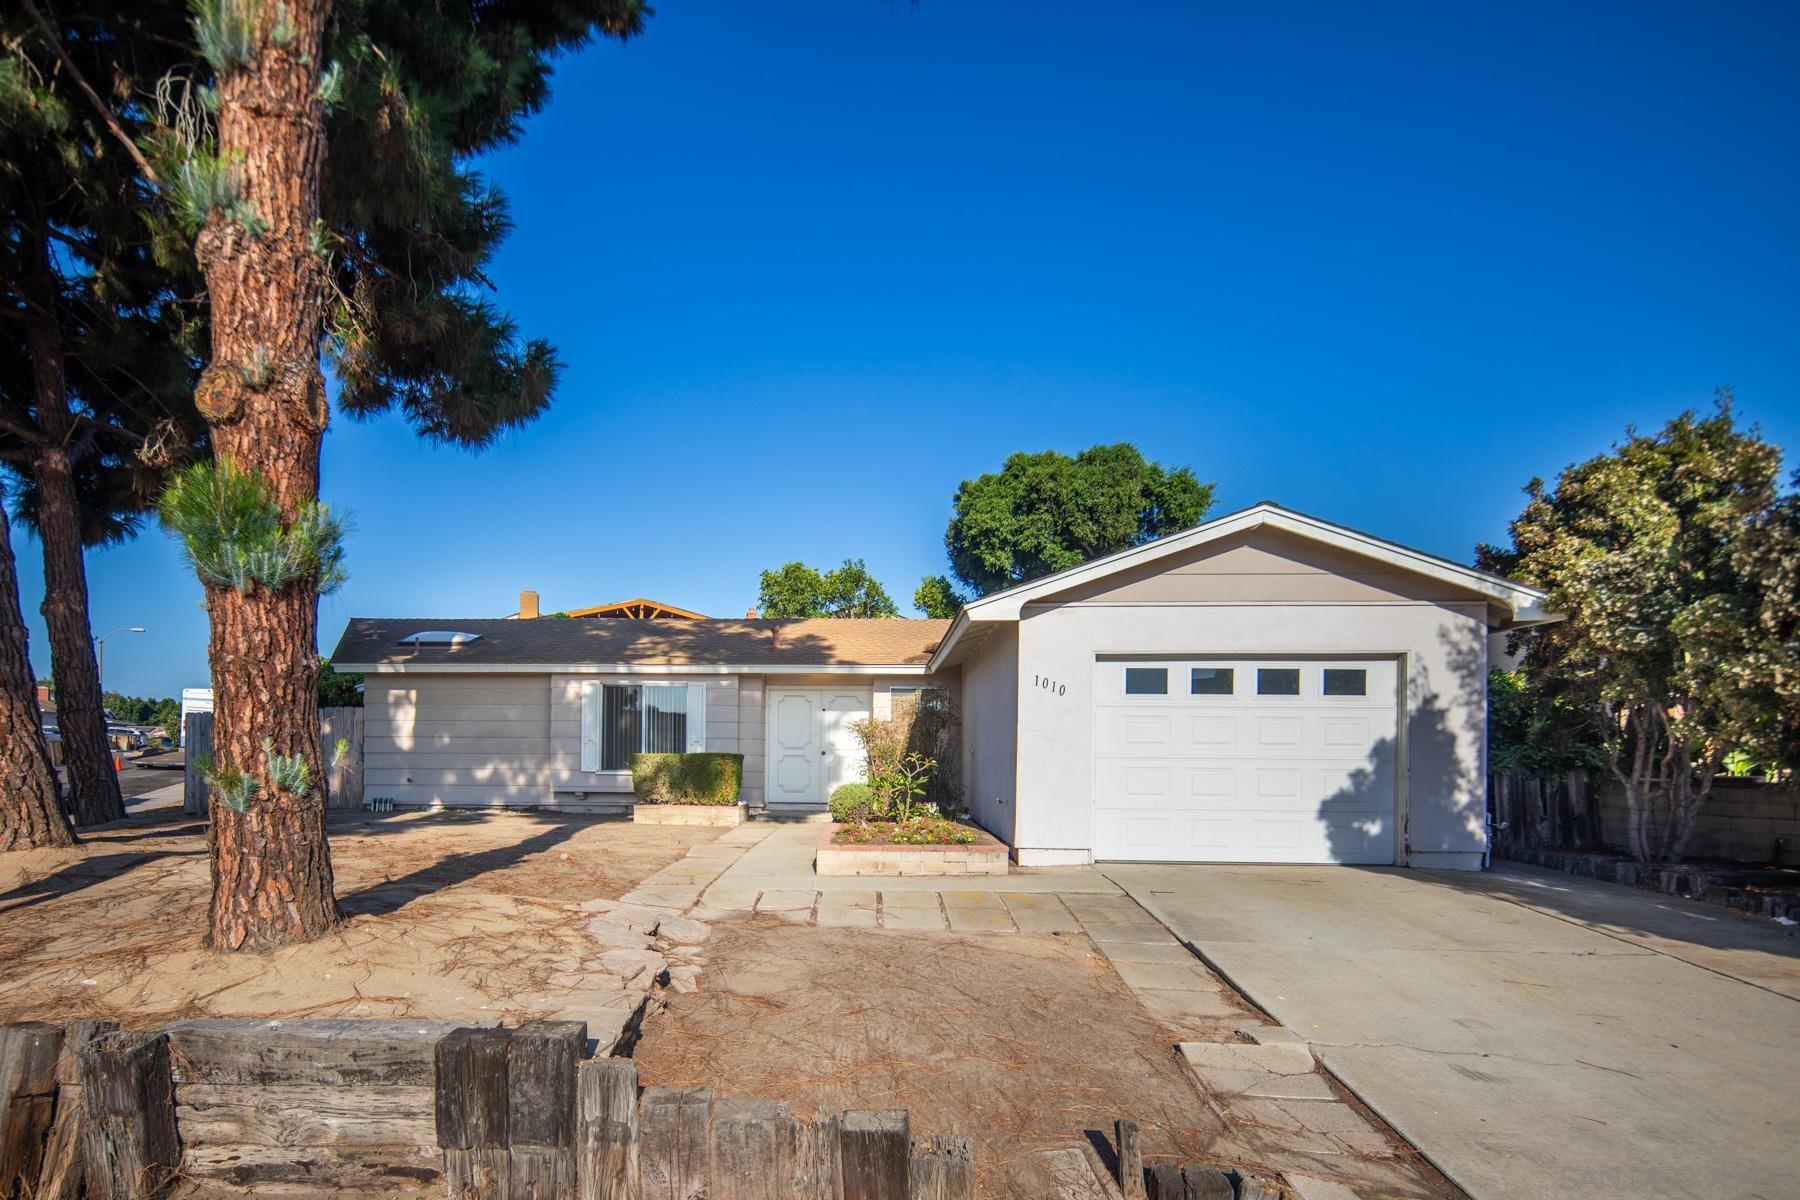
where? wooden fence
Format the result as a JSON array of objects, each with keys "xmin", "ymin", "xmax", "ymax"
[
  {"xmin": 1487, "ymin": 769, "xmax": 1601, "ymax": 854},
  {"xmin": 0, "ymin": 1019, "xmax": 973, "ymax": 1200},
  {"xmin": 183, "ymin": 707, "xmax": 365, "ymax": 816}
]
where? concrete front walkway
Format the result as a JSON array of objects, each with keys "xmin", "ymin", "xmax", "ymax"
[
  {"xmin": 1107, "ymin": 861, "xmax": 1800, "ymax": 1200},
  {"xmin": 688, "ymin": 820, "xmax": 1121, "ymax": 931}
]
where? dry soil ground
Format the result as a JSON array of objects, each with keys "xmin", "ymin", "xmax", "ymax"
[
  {"xmin": 3, "ymin": 809, "xmax": 1454, "ymax": 1199},
  {"xmin": 0, "ymin": 807, "xmax": 715, "ymax": 1028},
  {"xmin": 633, "ymin": 919, "xmax": 1281, "ymax": 1200}
]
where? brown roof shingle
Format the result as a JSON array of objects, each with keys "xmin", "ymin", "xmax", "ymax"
[{"xmin": 327, "ymin": 617, "xmax": 949, "ymax": 669}]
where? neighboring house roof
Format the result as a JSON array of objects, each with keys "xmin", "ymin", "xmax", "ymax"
[
  {"xmin": 329, "ymin": 617, "xmax": 950, "ymax": 673},
  {"xmin": 930, "ymin": 501, "xmax": 1557, "ymax": 670},
  {"xmin": 560, "ymin": 598, "xmax": 708, "ymax": 620}
]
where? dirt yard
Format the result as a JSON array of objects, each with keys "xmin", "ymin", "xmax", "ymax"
[
  {"xmin": 0, "ymin": 807, "xmax": 717, "ymax": 1028},
  {"xmin": 630, "ymin": 919, "xmax": 1270, "ymax": 1200}
]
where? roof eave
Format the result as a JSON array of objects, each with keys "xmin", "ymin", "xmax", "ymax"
[
  {"xmin": 332, "ymin": 661, "xmax": 935, "ymax": 675},
  {"xmin": 949, "ymin": 503, "xmax": 1549, "ymax": 623}
]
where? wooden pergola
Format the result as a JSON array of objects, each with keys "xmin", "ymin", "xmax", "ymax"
[{"xmin": 560, "ymin": 598, "xmax": 707, "ymax": 620}]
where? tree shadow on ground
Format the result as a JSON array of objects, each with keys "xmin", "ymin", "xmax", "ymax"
[
  {"xmin": 0, "ymin": 849, "xmax": 202, "ymax": 914},
  {"xmin": 335, "ymin": 820, "xmax": 585, "ymax": 917},
  {"xmin": 1404, "ymin": 859, "xmax": 1800, "ymax": 964}
]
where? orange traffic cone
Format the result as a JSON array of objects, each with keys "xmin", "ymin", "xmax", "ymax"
[{"xmin": 113, "ymin": 752, "xmax": 123, "ymax": 771}]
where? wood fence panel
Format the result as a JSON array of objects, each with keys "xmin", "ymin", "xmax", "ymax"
[
  {"xmin": 320, "ymin": 706, "xmax": 365, "ymax": 810},
  {"xmin": 1, "ymin": 1022, "xmax": 63, "ymax": 1198},
  {"xmin": 15, "ymin": 1018, "xmax": 968, "ymax": 1200},
  {"xmin": 576, "ymin": 1059, "xmax": 638, "ymax": 1200},
  {"xmin": 77, "ymin": 1032, "xmax": 178, "ymax": 1200},
  {"xmin": 184, "ymin": 708, "xmax": 367, "ymax": 814},
  {"xmin": 181, "ymin": 714, "xmax": 212, "ymax": 816}
]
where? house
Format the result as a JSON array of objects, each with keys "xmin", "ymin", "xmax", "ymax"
[{"xmin": 329, "ymin": 502, "xmax": 1553, "ymax": 870}]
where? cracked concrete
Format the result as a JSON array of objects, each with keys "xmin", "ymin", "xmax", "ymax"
[{"xmin": 1108, "ymin": 860, "xmax": 1800, "ymax": 1200}]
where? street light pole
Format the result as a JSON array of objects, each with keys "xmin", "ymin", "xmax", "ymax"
[{"xmin": 94, "ymin": 627, "xmax": 146, "ymax": 702}]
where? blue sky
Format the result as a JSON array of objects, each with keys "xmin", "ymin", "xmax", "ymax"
[{"xmin": 15, "ymin": 0, "xmax": 1800, "ymax": 699}]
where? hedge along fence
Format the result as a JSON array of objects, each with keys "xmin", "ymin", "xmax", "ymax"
[
  {"xmin": 0, "ymin": 1018, "xmax": 972, "ymax": 1200},
  {"xmin": 630, "ymin": 752, "xmax": 744, "ymax": 806}
]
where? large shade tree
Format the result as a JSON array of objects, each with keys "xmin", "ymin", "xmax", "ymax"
[
  {"xmin": 758, "ymin": 558, "xmax": 899, "ymax": 619},
  {"xmin": 916, "ymin": 443, "xmax": 1215, "ymax": 614},
  {"xmin": 0, "ymin": 483, "xmax": 71, "ymax": 851},
  {"xmin": 1483, "ymin": 400, "xmax": 1797, "ymax": 862},
  {"xmin": 155, "ymin": 0, "xmax": 645, "ymax": 949},
  {"xmin": 0, "ymin": 9, "xmax": 204, "ymax": 826},
  {"xmin": 5, "ymin": 0, "xmax": 643, "ymax": 941}
]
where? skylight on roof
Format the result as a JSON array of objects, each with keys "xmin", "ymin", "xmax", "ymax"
[{"xmin": 399, "ymin": 630, "xmax": 482, "ymax": 647}]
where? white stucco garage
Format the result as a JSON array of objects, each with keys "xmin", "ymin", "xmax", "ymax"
[{"xmin": 930, "ymin": 503, "xmax": 1555, "ymax": 870}]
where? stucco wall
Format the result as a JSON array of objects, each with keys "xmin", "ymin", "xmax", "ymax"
[
  {"xmin": 1009, "ymin": 601, "xmax": 1491, "ymax": 867},
  {"xmin": 958, "ymin": 626, "xmax": 1020, "ymax": 846},
  {"xmin": 364, "ymin": 673, "xmax": 551, "ymax": 807}
]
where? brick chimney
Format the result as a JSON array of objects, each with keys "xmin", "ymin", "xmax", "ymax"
[
  {"xmin": 519, "ymin": 589, "xmax": 540, "ymax": 620},
  {"xmin": 745, "ymin": 607, "xmax": 758, "ymax": 619},
  {"xmin": 37, "ymin": 683, "xmax": 53, "ymax": 707}
]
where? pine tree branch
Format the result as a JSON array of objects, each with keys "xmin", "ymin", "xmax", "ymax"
[
  {"xmin": 0, "ymin": 407, "xmax": 48, "ymax": 447},
  {"xmin": 20, "ymin": 0, "xmax": 162, "ymax": 188}
]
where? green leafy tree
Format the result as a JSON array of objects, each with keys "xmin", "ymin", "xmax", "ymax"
[
  {"xmin": 1486, "ymin": 399, "xmax": 1795, "ymax": 862},
  {"xmin": 758, "ymin": 559, "xmax": 899, "ymax": 619},
  {"xmin": 4, "ymin": 0, "xmax": 645, "ymax": 947},
  {"xmin": 318, "ymin": 658, "xmax": 363, "ymax": 708},
  {"xmin": 1486, "ymin": 668, "xmax": 1608, "ymax": 778},
  {"xmin": 103, "ymin": 692, "xmax": 180, "ymax": 728},
  {"xmin": 923, "ymin": 444, "xmax": 1214, "ymax": 603},
  {"xmin": 913, "ymin": 574, "xmax": 964, "ymax": 619},
  {"xmin": 1, "ymin": 6, "xmax": 206, "ymax": 826}
]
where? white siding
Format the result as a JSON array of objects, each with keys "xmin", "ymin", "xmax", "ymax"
[
  {"xmin": 739, "ymin": 675, "xmax": 766, "ymax": 808},
  {"xmin": 363, "ymin": 674, "xmax": 551, "ymax": 808}
]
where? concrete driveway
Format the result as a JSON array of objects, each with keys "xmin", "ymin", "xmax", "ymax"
[{"xmin": 1106, "ymin": 861, "xmax": 1800, "ymax": 1200}]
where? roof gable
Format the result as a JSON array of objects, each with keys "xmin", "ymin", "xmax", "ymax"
[{"xmin": 930, "ymin": 503, "xmax": 1553, "ymax": 667}]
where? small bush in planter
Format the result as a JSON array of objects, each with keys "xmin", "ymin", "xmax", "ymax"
[
  {"xmin": 630, "ymin": 752, "xmax": 744, "ymax": 806},
  {"xmin": 829, "ymin": 782, "xmax": 875, "ymax": 823}
]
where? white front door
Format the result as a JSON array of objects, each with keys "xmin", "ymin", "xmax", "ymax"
[
  {"xmin": 1093, "ymin": 658, "xmax": 1400, "ymax": 864},
  {"xmin": 766, "ymin": 688, "xmax": 872, "ymax": 809}
]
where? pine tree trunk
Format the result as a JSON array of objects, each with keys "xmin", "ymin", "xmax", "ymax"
[
  {"xmin": 192, "ymin": 0, "xmax": 338, "ymax": 950},
  {"xmin": 21, "ymin": 229, "xmax": 124, "ymax": 827},
  {"xmin": 0, "ymin": 495, "xmax": 74, "ymax": 851}
]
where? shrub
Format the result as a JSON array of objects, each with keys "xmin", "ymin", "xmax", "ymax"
[
  {"xmin": 829, "ymin": 782, "xmax": 875, "ymax": 823},
  {"xmin": 630, "ymin": 753, "xmax": 744, "ymax": 805},
  {"xmin": 829, "ymin": 817, "xmax": 980, "ymax": 846},
  {"xmin": 850, "ymin": 689, "xmax": 963, "ymax": 816}
]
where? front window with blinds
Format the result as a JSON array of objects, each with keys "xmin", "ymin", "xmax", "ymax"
[{"xmin": 583, "ymin": 683, "xmax": 706, "ymax": 771}]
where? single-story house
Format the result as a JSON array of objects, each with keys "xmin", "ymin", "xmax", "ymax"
[{"xmin": 329, "ymin": 502, "xmax": 1554, "ymax": 870}]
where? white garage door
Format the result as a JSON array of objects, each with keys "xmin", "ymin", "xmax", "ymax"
[{"xmin": 1093, "ymin": 658, "xmax": 1399, "ymax": 864}]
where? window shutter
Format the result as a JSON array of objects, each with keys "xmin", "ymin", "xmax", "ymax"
[
  {"xmin": 686, "ymin": 683, "xmax": 707, "ymax": 752},
  {"xmin": 580, "ymin": 682, "xmax": 600, "ymax": 772}
]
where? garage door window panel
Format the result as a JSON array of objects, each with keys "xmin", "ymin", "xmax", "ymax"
[
  {"xmin": 1256, "ymin": 668, "xmax": 1302, "ymax": 696},
  {"xmin": 1189, "ymin": 667, "xmax": 1235, "ymax": 695},
  {"xmin": 1323, "ymin": 668, "xmax": 1367, "ymax": 697},
  {"xmin": 1124, "ymin": 667, "xmax": 1169, "ymax": 695}
]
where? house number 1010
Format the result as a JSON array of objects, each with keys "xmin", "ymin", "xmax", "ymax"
[{"xmin": 1034, "ymin": 675, "xmax": 1067, "ymax": 696}]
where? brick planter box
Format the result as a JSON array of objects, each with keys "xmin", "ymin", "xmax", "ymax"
[
  {"xmin": 815, "ymin": 822, "xmax": 1009, "ymax": 876},
  {"xmin": 633, "ymin": 803, "xmax": 745, "ymax": 827}
]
